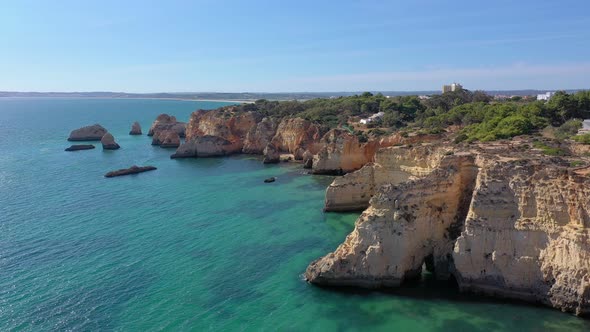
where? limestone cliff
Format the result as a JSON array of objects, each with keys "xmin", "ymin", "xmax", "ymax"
[
  {"xmin": 243, "ymin": 117, "xmax": 278, "ymax": 154},
  {"xmin": 307, "ymin": 146, "xmax": 590, "ymax": 316},
  {"xmin": 311, "ymin": 129, "xmax": 379, "ymax": 175},
  {"xmin": 175, "ymin": 108, "xmax": 327, "ymax": 160},
  {"xmin": 269, "ymin": 118, "xmax": 323, "ymax": 160},
  {"xmin": 324, "ymin": 145, "xmax": 449, "ymax": 211}
]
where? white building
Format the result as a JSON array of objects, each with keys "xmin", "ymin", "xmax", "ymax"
[
  {"xmin": 578, "ymin": 119, "xmax": 590, "ymax": 135},
  {"xmin": 537, "ymin": 92, "xmax": 555, "ymax": 101},
  {"xmin": 442, "ymin": 83, "xmax": 463, "ymax": 93},
  {"xmin": 360, "ymin": 112, "xmax": 385, "ymax": 124}
]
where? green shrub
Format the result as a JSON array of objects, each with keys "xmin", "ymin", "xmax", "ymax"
[
  {"xmin": 555, "ymin": 119, "xmax": 583, "ymax": 139},
  {"xmin": 570, "ymin": 161, "xmax": 585, "ymax": 167},
  {"xmin": 573, "ymin": 134, "xmax": 590, "ymax": 144},
  {"xmin": 532, "ymin": 141, "xmax": 567, "ymax": 156}
]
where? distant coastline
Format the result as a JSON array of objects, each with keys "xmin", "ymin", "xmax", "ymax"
[
  {"xmin": 0, "ymin": 95, "xmax": 253, "ymax": 104},
  {"xmin": 2, "ymin": 89, "xmax": 583, "ymax": 102}
]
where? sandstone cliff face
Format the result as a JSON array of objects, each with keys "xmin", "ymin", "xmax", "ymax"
[
  {"xmin": 171, "ymin": 135, "xmax": 242, "ymax": 158},
  {"xmin": 270, "ymin": 118, "xmax": 323, "ymax": 159},
  {"xmin": 324, "ymin": 145, "xmax": 449, "ymax": 211},
  {"xmin": 311, "ymin": 129, "xmax": 378, "ymax": 175},
  {"xmin": 452, "ymin": 157, "xmax": 590, "ymax": 316},
  {"xmin": 148, "ymin": 114, "xmax": 186, "ymax": 138},
  {"xmin": 307, "ymin": 154, "xmax": 477, "ymax": 287},
  {"xmin": 152, "ymin": 130, "xmax": 180, "ymax": 148},
  {"xmin": 68, "ymin": 124, "xmax": 108, "ymax": 141},
  {"xmin": 243, "ymin": 117, "xmax": 278, "ymax": 154},
  {"xmin": 307, "ymin": 147, "xmax": 590, "ymax": 316}
]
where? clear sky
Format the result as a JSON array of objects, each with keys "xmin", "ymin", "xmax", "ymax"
[{"xmin": 1, "ymin": 0, "xmax": 589, "ymax": 92}]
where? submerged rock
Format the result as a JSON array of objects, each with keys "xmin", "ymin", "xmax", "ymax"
[
  {"xmin": 101, "ymin": 133, "xmax": 120, "ymax": 150},
  {"xmin": 104, "ymin": 165, "xmax": 157, "ymax": 178},
  {"xmin": 129, "ymin": 121, "xmax": 142, "ymax": 135},
  {"xmin": 65, "ymin": 144, "xmax": 95, "ymax": 151},
  {"xmin": 68, "ymin": 124, "xmax": 107, "ymax": 141}
]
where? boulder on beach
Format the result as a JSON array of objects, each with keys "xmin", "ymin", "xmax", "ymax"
[
  {"xmin": 68, "ymin": 124, "xmax": 108, "ymax": 141},
  {"xmin": 129, "ymin": 122, "xmax": 142, "ymax": 135},
  {"xmin": 104, "ymin": 165, "xmax": 157, "ymax": 178},
  {"xmin": 65, "ymin": 144, "xmax": 95, "ymax": 152},
  {"xmin": 101, "ymin": 133, "xmax": 120, "ymax": 150}
]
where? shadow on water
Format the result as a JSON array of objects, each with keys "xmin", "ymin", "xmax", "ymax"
[{"xmin": 308, "ymin": 269, "xmax": 590, "ymax": 331}]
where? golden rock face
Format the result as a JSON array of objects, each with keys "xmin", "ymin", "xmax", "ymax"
[{"xmin": 307, "ymin": 144, "xmax": 590, "ymax": 316}]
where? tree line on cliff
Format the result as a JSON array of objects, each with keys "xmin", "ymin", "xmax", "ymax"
[{"xmin": 230, "ymin": 90, "xmax": 590, "ymax": 143}]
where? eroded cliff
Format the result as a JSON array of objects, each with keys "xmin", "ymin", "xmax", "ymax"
[{"xmin": 307, "ymin": 145, "xmax": 590, "ymax": 316}]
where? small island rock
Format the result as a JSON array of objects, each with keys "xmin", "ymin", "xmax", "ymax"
[
  {"xmin": 65, "ymin": 144, "xmax": 95, "ymax": 151},
  {"xmin": 104, "ymin": 165, "xmax": 157, "ymax": 178},
  {"xmin": 101, "ymin": 133, "xmax": 120, "ymax": 150},
  {"xmin": 129, "ymin": 122, "xmax": 142, "ymax": 135},
  {"xmin": 68, "ymin": 124, "xmax": 108, "ymax": 141}
]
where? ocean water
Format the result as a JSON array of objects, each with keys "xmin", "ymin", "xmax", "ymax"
[{"xmin": 0, "ymin": 98, "xmax": 589, "ymax": 332}]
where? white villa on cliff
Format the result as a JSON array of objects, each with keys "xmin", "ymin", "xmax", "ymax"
[{"xmin": 360, "ymin": 112, "xmax": 385, "ymax": 124}]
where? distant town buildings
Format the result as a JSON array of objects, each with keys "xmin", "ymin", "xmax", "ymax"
[
  {"xmin": 442, "ymin": 82, "xmax": 463, "ymax": 93},
  {"xmin": 537, "ymin": 92, "xmax": 555, "ymax": 101},
  {"xmin": 359, "ymin": 112, "xmax": 385, "ymax": 124}
]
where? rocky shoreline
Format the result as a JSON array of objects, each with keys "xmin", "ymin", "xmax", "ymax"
[
  {"xmin": 65, "ymin": 106, "xmax": 590, "ymax": 317},
  {"xmin": 157, "ymin": 107, "xmax": 590, "ymax": 317}
]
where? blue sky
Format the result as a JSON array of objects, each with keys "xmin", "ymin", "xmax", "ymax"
[{"xmin": 1, "ymin": 0, "xmax": 589, "ymax": 92}]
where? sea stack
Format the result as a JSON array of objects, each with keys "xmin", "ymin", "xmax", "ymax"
[
  {"xmin": 129, "ymin": 122, "xmax": 142, "ymax": 135},
  {"xmin": 68, "ymin": 124, "xmax": 108, "ymax": 141},
  {"xmin": 101, "ymin": 133, "xmax": 120, "ymax": 150}
]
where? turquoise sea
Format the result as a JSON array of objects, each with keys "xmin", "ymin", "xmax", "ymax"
[{"xmin": 1, "ymin": 98, "xmax": 589, "ymax": 331}]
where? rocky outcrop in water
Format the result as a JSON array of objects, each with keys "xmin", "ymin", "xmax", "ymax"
[
  {"xmin": 104, "ymin": 165, "xmax": 157, "ymax": 178},
  {"xmin": 68, "ymin": 124, "xmax": 108, "ymax": 141},
  {"xmin": 151, "ymin": 130, "xmax": 181, "ymax": 148},
  {"xmin": 101, "ymin": 133, "xmax": 120, "ymax": 150},
  {"xmin": 263, "ymin": 144, "xmax": 280, "ymax": 164},
  {"xmin": 148, "ymin": 114, "xmax": 186, "ymax": 138},
  {"xmin": 65, "ymin": 144, "xmax": 95, "ymax": 151},
  {"xmin": 306, "ymin": 144, "xmax": 590, "ymax": 316},
  {"xmin": 129, "ymin": 121, "xmax": 142, "ymax": 135},
  {"xmin": 176, "ymin": 107, "xmax": 326, "ymax": 161},
  {"xmin": 158, "ymin": 131, "xmax": 181, "ymax": 148}
]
